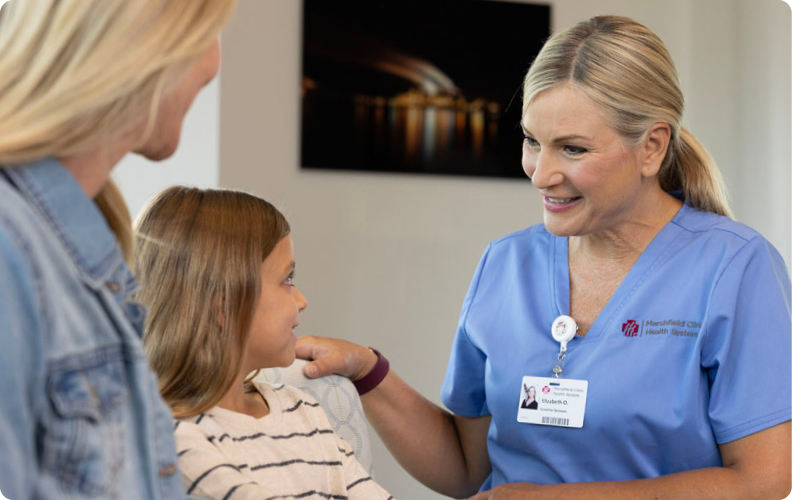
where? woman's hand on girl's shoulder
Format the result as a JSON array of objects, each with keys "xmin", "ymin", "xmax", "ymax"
[{"xmin": 295, "ymin": 335, "xmax": 378, "ymax": 381}]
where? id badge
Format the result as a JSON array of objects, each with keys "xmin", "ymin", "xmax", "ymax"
[{"xmin": 517, "ymin": 376, "xmax": 588, "ymax": 428}]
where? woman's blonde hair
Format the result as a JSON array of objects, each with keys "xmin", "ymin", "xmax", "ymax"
[
  {"xmin": 523, "ymin": 15, "xmax": 732, "ymax": 218},
  {"xmin": 0, "ymin": 0, "xmax": 237, "ymax": 259},
  {"xmin": 134, "ymin": 187, "xmax": 291, "ymax": 418}
]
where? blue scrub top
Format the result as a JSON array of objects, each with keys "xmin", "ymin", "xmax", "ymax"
[{"xmin": 441, "ymin": 203, "xmax": 791, "ymax": 489}]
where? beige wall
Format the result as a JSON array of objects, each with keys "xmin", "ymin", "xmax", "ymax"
[{"xmin": 218, "ymin": 1, "xmax": 790, "ymax": 498}]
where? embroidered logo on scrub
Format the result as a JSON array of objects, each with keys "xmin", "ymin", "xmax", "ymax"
[
  {"xmin": 622, "ymin": 320, "xmax": 640, "ymax": 337},
  {"xmin": 623, "ymin": 319, "xmax": 701, "ymax": 338}
]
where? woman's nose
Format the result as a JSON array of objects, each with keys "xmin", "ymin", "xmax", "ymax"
[{"xmin": 524, "ymin": 149, "xmax": 564, "ymax": 189}]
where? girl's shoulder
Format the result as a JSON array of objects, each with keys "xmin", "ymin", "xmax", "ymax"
[
  {"xmin": 173, "ymin": 412, "xmax": 228, "ymax": 453},
  {"xmin": 252, "ymin": 381, "xmax": 326, "ymax": 420},
  {"xmin": 174, "ymin": 412, "xmax": 224, "ymax": 434}
]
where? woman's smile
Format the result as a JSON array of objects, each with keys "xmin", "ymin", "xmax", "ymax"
[{"xmin": 543, "ymin": 195, "xmax": 583, "ymax": 212}]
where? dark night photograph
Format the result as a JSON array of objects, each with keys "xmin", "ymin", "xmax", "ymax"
[{"xmin": 301, "ymin": 0, "xmax": 551, "ymax": 179}]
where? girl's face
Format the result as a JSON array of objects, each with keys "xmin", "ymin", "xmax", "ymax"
[{"xmin": 244, "ymin": 235, "xmax": 308, "ymax": 370}]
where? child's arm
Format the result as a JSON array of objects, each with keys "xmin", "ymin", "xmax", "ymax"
[
  {"xmin": 175, "ymin": 421, "xmax": 264, "ymax": 500},
  {"xmin": 337, "ymin": 435, "xmax": 395, "ymax": 500}
]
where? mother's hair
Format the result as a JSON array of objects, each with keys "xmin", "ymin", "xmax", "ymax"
[
  {"xmin": 0, "ymin": 0, "xmax": 237, "ymax": 258},
  {"xmin": 523, "ymin": 15, "xmax": 732, "ymax": 218}
]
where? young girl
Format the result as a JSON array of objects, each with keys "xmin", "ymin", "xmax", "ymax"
[{"xmin": 133, "ymin": 186, "xmax": 393, "ymax": 500}]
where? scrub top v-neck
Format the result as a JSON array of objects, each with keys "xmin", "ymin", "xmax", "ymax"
[
  {"xmin": 550, "ymin": 205, "xmax": 684, "ymax": 345},
  {"xmin": 441, "ymin": 203, "xmax": 791, "ymax": 490}
]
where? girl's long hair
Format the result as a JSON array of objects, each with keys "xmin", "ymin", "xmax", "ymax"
[{"xmin": 134, "ymin": 187, "xmax": 291, "ymax": 418}]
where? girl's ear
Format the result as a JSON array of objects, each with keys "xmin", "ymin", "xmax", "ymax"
[{"xmin": 212, "ymin": 292, "xmax": 226, "ymax": 328}]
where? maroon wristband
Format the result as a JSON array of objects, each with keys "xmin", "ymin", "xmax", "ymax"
[{"xmin": 353, "ymin": 348, "xmax": 389, "ymax": 396}]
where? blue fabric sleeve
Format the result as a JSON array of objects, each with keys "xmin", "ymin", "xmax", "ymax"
[
  {"xmin": 701, "ymin": 236, "xmax": 792, "ymax": 444},
  {"xmin": 441, "ymin": 244, "xmax": 491, "ymax": 417},
  {"xmin": 0, "ymin": 225, "xmax": 45, "ymax": 499}
]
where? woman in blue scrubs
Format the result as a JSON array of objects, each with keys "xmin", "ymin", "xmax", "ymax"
[
  {"xmin": 297, "ymin": 15, "xmax": 791, "ymax": 499},
  {"xmin": 0, "ymin": 1, "xmax": 237, "ymax": 498}
]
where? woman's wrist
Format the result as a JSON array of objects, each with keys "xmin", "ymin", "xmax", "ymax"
[
  {"xmin": 353, "ymin": 346, "xmax": 379, "ymax": 381},
  {"xmin": 352, "ymin": 348, "xmax": 389, "ymax": 395}
]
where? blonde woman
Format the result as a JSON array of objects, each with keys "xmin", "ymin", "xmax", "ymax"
[
  {"xmin": 297, "ymin": 15, "xmax": 791, "ymax": 499},
  {"xmin": 134, "ymin": 187, "xmax": 394, "ymax": 500},
  {"xmin": 0, "ymin": 0, "xmax": 236, "ymax": 498}
]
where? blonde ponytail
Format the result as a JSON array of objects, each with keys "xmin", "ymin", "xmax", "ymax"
[{"xmin": 661, "ymin": 127, "xmax": 732, "ymax": 218}]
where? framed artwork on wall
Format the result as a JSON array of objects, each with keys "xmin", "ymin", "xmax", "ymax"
[{"xmin": 300, "ymin": 0, "xmax": 551, "ymax": 179}]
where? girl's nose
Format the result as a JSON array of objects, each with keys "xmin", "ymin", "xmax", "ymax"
[{"xmin": 294, "ymin": 286, "xmax": 308, "ymax": 312}]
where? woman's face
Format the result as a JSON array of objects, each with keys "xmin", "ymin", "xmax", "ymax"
[
  {"xmin": 245, "ymin": 235, "xmax": 308, "ymax": 370},
  {"xmin": 135, "ymin": 38, "xmax": 222, "ymax": 161},
  {"xmin": 527, "ymin": 386, "xmax": 536, "ymax": 399},
  {"xmin": 521, "ymin": 84, "xmax": 649, "ymax": 238}
]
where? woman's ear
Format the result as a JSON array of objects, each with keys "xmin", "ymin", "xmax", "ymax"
[{"xmin": 641, "ymin": 122, "xmax": 671, "ymax": 177}]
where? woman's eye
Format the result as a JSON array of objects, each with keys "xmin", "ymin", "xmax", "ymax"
[
  {"xmin": 563, "ymin": 145, "xmax": 588, "ymax": 156},
  {"xmin": 284, "ymin": 272, "xmax": 295, "ymax": 286},
  {"xmin": 523, "ymin": 136, "xmax": 539, "ymax": 148}
]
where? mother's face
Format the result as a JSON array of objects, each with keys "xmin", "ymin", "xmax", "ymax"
[
  {"xmin": 521, "ymin": 84, "xmax": 651, "ymax": 238},
  {"xmin": 135, "ymin": 38, "xmax": 222, "ymax": 161}
]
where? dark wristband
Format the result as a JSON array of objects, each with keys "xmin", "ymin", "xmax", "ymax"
[{"xmin": 353, "ymin": 348, "xmax": 389, "ymax": 396}]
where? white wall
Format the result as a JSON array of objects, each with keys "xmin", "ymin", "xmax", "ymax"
[
  {"xmin": 114, "ymin": 78, "xmax": 221, "ymax": 221},
  {"xmin": 733, "ymin": 0, "xmax": 791, "ymax": 265}
]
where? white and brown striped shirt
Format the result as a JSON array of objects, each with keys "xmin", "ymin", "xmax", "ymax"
[{"xmin": 175, "ymin": 382, "xmax": 394, "ymax": 500}]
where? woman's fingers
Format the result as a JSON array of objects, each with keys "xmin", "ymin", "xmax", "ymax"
[
  {"xmin": 295, "ymin": 335, "xmax": 375, "ymax": 380},
  {"xmin": 302, "ymin": 358, "xmax": 332, "ymax": 378},
  {"xmin": 295, "ymin": 335, "xmax": 344, "ymax": 377}
]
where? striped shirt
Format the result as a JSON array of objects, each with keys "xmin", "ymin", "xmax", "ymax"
[{"xmin": 175, "ymin": 382, "xmax": 394, "ymax": 500}]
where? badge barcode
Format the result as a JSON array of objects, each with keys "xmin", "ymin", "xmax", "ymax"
[{"xmin": 542, "ymin": 416, "xmax": 570, "ymax": 426}]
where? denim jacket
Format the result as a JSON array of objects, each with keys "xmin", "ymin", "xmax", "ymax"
[{"xmin": 0, "ymin": 159, "xmax": 184, "ymax": 499}]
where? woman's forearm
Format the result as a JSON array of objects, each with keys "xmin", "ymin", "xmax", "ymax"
[
  {"xmin": 296, "ymin": 335, "xmax": 492, "ymax": 497},
  {"xmin": 361, "ymin": 370, "xmax": 491, "ymax": 498},
  {"xmin": 470, "ymin": 422, "xmax": 791, "ymax": 500},
  {"xmin": 472, "ymin": 466, "xmax": 789, "ymax": 500}
]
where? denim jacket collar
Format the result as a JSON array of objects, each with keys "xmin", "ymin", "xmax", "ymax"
[{"xmin": 3, "ymin": 157, "xmax": 138, "ymax": 298}]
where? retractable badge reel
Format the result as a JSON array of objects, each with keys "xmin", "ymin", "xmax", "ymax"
[
  {"xmin": 517, "ymin": 315, "xmax": 588, "ymax": 428},
  {"xmin": 551, "ymin": 315, "xmax": 577, "ymax": 378}
]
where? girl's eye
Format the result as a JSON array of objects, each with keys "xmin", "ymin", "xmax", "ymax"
[
  {"xmin": 563, "ymin": 145, "xmax": 588, "ymax": 156},
  {"xmin": 284, "ymin": 272, "xmax": 295, "ymax": 286},
  {"xmin": 523, "ymin": 136, "xmax": 539, "ymax": 148}
]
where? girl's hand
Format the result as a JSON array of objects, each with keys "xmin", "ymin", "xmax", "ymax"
[{"xmin": 295, "ymin": 335, "xmax": 378, "ymax": 381}]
